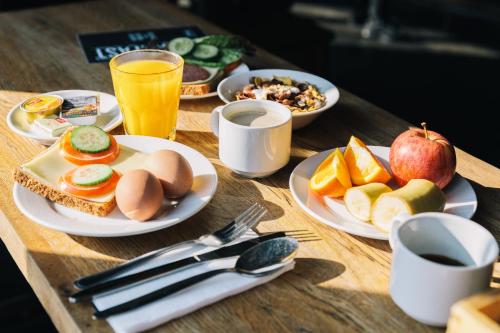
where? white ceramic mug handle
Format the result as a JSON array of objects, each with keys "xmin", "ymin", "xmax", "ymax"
[
  {"xmin": 389, "ymin": 213, "xmax": 411, "ymax": 249},
  {"xmin": 210, "ymin": 106, "xmax": 224, "ymax": 138}
]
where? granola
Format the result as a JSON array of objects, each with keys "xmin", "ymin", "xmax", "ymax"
[{"xmin": 234, "ymin": 76, "xmax": 326, "ymax": 112}]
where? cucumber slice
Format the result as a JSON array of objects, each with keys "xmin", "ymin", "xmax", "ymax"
[
  {"xmin": 220, "ymin": 48, "xmax": 242, "ymax": 65},
  {"xmin": 168, "ymin": 37, "xmax": 195, "ymax": 56},
  {"xmin": 71, "ymin": 164, "xmax": 113, "ymax": 186},
  {"xmin": 193, "ymin": 44, "xmax": 219, "ymax": 60},
  {"xmin": 70, "ymin": 126, "xmax": 110, "ymax": 153}
]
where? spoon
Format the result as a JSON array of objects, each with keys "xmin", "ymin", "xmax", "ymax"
[{"xmin": 93, "ymin": 237, "xmax": 298, "ymax": 318}]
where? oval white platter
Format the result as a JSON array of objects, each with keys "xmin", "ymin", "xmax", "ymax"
[
  {"xmin": 7, "ymin": 89, "xmax": 123, "ymax": 146},
  {"xmin": 289, "ymin": 146, "xmax": 477, "ymax": 240},
  {"xmin": 13, "ymin": 135, "xmax": 218, "ymax": 237}
]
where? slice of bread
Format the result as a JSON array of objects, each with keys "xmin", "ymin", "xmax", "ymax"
[
  {"xmin": 181, "ymin": 83, "xmax": 213, "ymax": 96},
  {"xmin": 181, "ymin": 65, "xmax": 224, "ymax": 96},
  {"xmin": 13, "ymin": 167, "xmax": 115, "ymax": 216},
  {"xmin": 13, "ymin": 133, "xmax": 146, "ymax": 217}
]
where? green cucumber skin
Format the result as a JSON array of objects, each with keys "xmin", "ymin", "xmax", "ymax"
[
  {"xmin": 72, "ymin": 165, "xmax": 113, "ymax": 186},
  {"xmin": 193, "ymin": 44, "xmax": 219, "ymax": 60},
  {"xmin": 167, "ymin": 35, "xmax": 248, "ymax": 68},
  {"xmin": 168, "ymin": 37, "xmax": 194, "ymax": 56},
  {"xmin": 185, "ymin": 58, "xmax": 225, "ymax": 68},
  {"xmin": 220, "ymin": 49, "xmax": 242, "ymax": 65},
  {"xmin": 185, "ymin": 49, "xmax": 242, "ymax": 68},
  {"xmin": 194, "ymin": 35, "xmax": 255, "ymax": 55},
  {"xmin": 70, "ymin": 126, "xmax": 111, "ymax": 153},
  {"xmin": 73, "ymin": 174, "xmax": 112, "ymax": 186}
]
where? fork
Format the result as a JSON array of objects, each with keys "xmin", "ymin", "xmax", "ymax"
[{"xmin": 74, "ymin": 203, "xmax": 267, "ymax": 289}]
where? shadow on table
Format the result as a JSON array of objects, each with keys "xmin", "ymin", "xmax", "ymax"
[
  {"xmin": 272, "ymin": 258, "xmax": 435, "ymax": 332},
  {"xmin": 460, "ymin": 177, "xmax": 500, "ymax": 243},
  {"xmin": 32, "ymin": 247, "xmax": 435, "ymax": 332},
  {"xmin": 292, "ymin": 257, "xmax": 346, "ymax": 283},
  {"xmin": 351, "ymin": 235, "xmax": 392, "ymax": 253},
  {"xmin": 249, "ymin": 154, "xmax": 311, "ymax": 191},
  {"xmin": 179, "ymin": 96, "xmax": 221, "ymax": 113}
]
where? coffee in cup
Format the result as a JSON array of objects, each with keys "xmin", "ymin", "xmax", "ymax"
[
  {"xmin": 227, "ymin": 110, "xmax": 284, "ymax": 128},
  {"xmin": 210, "ymin": 100, "xmax": 292, "ymax": 178},
  {"xmin": 389, "ymin": 212, "xmax": 498, "ymax": 326}
]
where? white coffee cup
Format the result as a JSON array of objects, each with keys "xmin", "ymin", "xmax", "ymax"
[
  {"xmin": 389, "ymin": 212, "xmax": 498, "ymax": 326},
  {"xmin": 210, "ymin": 100, "xmax": 292, "ymax": 178}
]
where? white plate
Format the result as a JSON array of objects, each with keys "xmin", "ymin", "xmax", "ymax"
[
  {"xmin": 217, "ymin": 69, "xmax": 340, "ymax": 130},
  {"xmin": 180, "ymin": 63, "xmax": 250, "ymax": 100},
  {"xmin": 13, "ymin": 135, "xmax": 218, "ymax": 237},
  {"xmin": 289, "ymin": 146, "xmax": 477, "ymax": 240},
  {"xmin": 6, "ymin": 90, "xmax": 123, "ymax": 146}
]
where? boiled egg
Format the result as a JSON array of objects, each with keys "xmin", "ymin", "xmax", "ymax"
[
  {"xmin": 144, "ymin": 150, "xmax": 193, "ymax": 199},
  {"xmin": 115, "ymin": 169, "xmax": 163, "ymax": 221}
]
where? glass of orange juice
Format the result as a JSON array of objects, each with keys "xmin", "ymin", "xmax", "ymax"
[{"xmin": 109, "ymin": 49, "xmax": 183, "ymax": 140}]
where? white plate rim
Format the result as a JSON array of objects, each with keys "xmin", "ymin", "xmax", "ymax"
[
  {"xmin": 6, "ymin": 89, "xmax": 123, "ymax": 143},
  {"xmin": 12, "ymin": 135, "xmax": 218, "ymax": 237},
  {"xmin": 180, "ymin": 63, "xmax": 250, "ymax": 100},
  {"xmin": 289, "ymin": 146, "xmax": 478, "ymax": 240},
  {"xmin": 217, "ymin": 68, "xmax": 340, "ymax": 117}
]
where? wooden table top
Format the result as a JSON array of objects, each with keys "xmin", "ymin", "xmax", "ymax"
[{"xmin": 0, "ymin": 1, "xmax": 499, "ymax": 332}]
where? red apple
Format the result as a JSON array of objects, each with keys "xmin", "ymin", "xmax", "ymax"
[{"xmin": 389, "ymin": 122, "xmax": 456, "ymax": 189}]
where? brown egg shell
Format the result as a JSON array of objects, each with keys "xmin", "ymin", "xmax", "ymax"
[
  {"xmin": 115, "ymin": 169, "xmax": 164, "ymax": 221},
  {"xmin": 144, "ymin": 150, "xmax": 193, "ymax": 199}
]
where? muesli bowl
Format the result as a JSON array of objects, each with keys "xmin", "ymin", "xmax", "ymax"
[{"xmin": 217, "ymin": 69, "xmax": 339, "ymax": 130}]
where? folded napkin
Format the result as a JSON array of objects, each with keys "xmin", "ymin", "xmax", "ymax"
[{"xmin": 92, "ymin": 231, "xmax": 294, "ymax": 333}]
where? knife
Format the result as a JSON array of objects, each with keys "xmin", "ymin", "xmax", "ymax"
[{"xmin": 69, "ymin": 232, "xmax": 285, "ymax": 303}]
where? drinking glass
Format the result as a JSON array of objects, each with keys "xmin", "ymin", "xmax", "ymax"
[{"xmin": 110, "ymin": 49, "xmax": 183, "ymax": 140}]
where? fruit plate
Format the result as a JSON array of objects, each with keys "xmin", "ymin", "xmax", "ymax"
[
  {"xmin": 180, "ymin": 63, "xmax": 249, "ymax": 100},
  {"xmin": 6, "ymin": 90, "xmax": 123, "ymax": 146},
  {"xmin": 289, "ymin": 146, "xmax": 477, "ymax": 240},
  {"xmin": 13, "ymin": 135, "xmax": 218, "ymax": 237}
]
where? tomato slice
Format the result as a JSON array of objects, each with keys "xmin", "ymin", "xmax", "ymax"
[
  {"xmin": 60, "ymin": 168, "xmax": 120, "ymax": 198},
  {"xmin": 60, "ymin": 130, "xmax": 120, "ymax": 165}
]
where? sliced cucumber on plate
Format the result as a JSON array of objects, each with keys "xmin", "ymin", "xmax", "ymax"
[
  {"xmin": 71, "ymin": 164, "xmax": 113, "ymax": 186},
  {"xmin": 192, "ymin": 44, "xmax": 219, "ymax": 59},
  {"xmin": 167, "ymin": 34, "xmax": 252, "ymax": 68},
  {"xmin": 70, "ymin": 126, "xmax": 111, "ymax": 153},
  {"xmin": 168, "ymin": 37, "xmax": 195, "ymax": 56}
]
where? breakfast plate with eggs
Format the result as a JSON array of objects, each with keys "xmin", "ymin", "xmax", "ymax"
[{"xmin": 13, "ymin": 127, "xmax": 217, "ymax": 237}]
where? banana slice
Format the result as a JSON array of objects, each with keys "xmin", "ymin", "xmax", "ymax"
[
  {"xmin": 344, "ymin": 183, "xmax": 392, "ymax": 221},
  {"xmin": 372, "ymin": 179, "xmax": 446, "ymax": 232}
]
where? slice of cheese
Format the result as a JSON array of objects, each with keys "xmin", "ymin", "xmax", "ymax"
[{"xmin": 21, "ymin": 143, "xmax": 146, "ymax": 203}]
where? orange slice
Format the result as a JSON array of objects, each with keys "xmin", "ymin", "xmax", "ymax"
[
  {"xmin": 309, "ymin": 148, "xmax": 352, "ymax": 197},
  {"xmin": 344, "ymin": 136, "xmax": 392, "ymax": 185}
]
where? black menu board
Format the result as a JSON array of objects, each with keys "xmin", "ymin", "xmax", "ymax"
[{"xmin": 77, "ymin": 26, "xmax": 204, "ymax": 63}]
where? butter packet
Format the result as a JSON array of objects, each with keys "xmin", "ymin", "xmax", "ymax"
[
  {"xmin": 61, "ymin": 95, "xmax": 99, "ymax": 125},
  {"xmin": 34, "ymin": 117, "xmax": 71, "ymax": 137}
]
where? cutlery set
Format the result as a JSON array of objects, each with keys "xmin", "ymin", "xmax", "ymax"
[{"xmin": 70, "ymin": 203, "xmax": 302, "ymax": 318}]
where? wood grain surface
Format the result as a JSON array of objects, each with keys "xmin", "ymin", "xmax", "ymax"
[{"xmin": 0, "ymin": 1, "xmax": 499, "ymax": 332}]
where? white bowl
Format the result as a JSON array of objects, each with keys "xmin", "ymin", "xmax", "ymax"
[{"xmin": 217, "ymin": 69, "xmax": 339, "ymax": 130}]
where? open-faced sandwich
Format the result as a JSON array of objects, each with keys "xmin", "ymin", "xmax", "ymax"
[
  {"xmin": 14, "ymin": 126, "xmax": 193, "ymax": 220},
  {"xmin": 181, "ymin": 64, "xmax": 224, "ymax": 96},
  {"xmin": 168, "ymin": 35, "xmax": 255, "ymax": 96}
]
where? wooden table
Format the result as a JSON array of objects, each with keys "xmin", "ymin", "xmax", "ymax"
[{"xmin": 0, "ymin": 1, "xmax": 498, "ymax": 332}]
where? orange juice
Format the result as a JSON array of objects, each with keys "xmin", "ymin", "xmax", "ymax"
[{"xmin": 110, "ymin": 50, "xmax": 183, "ymax": 139}]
